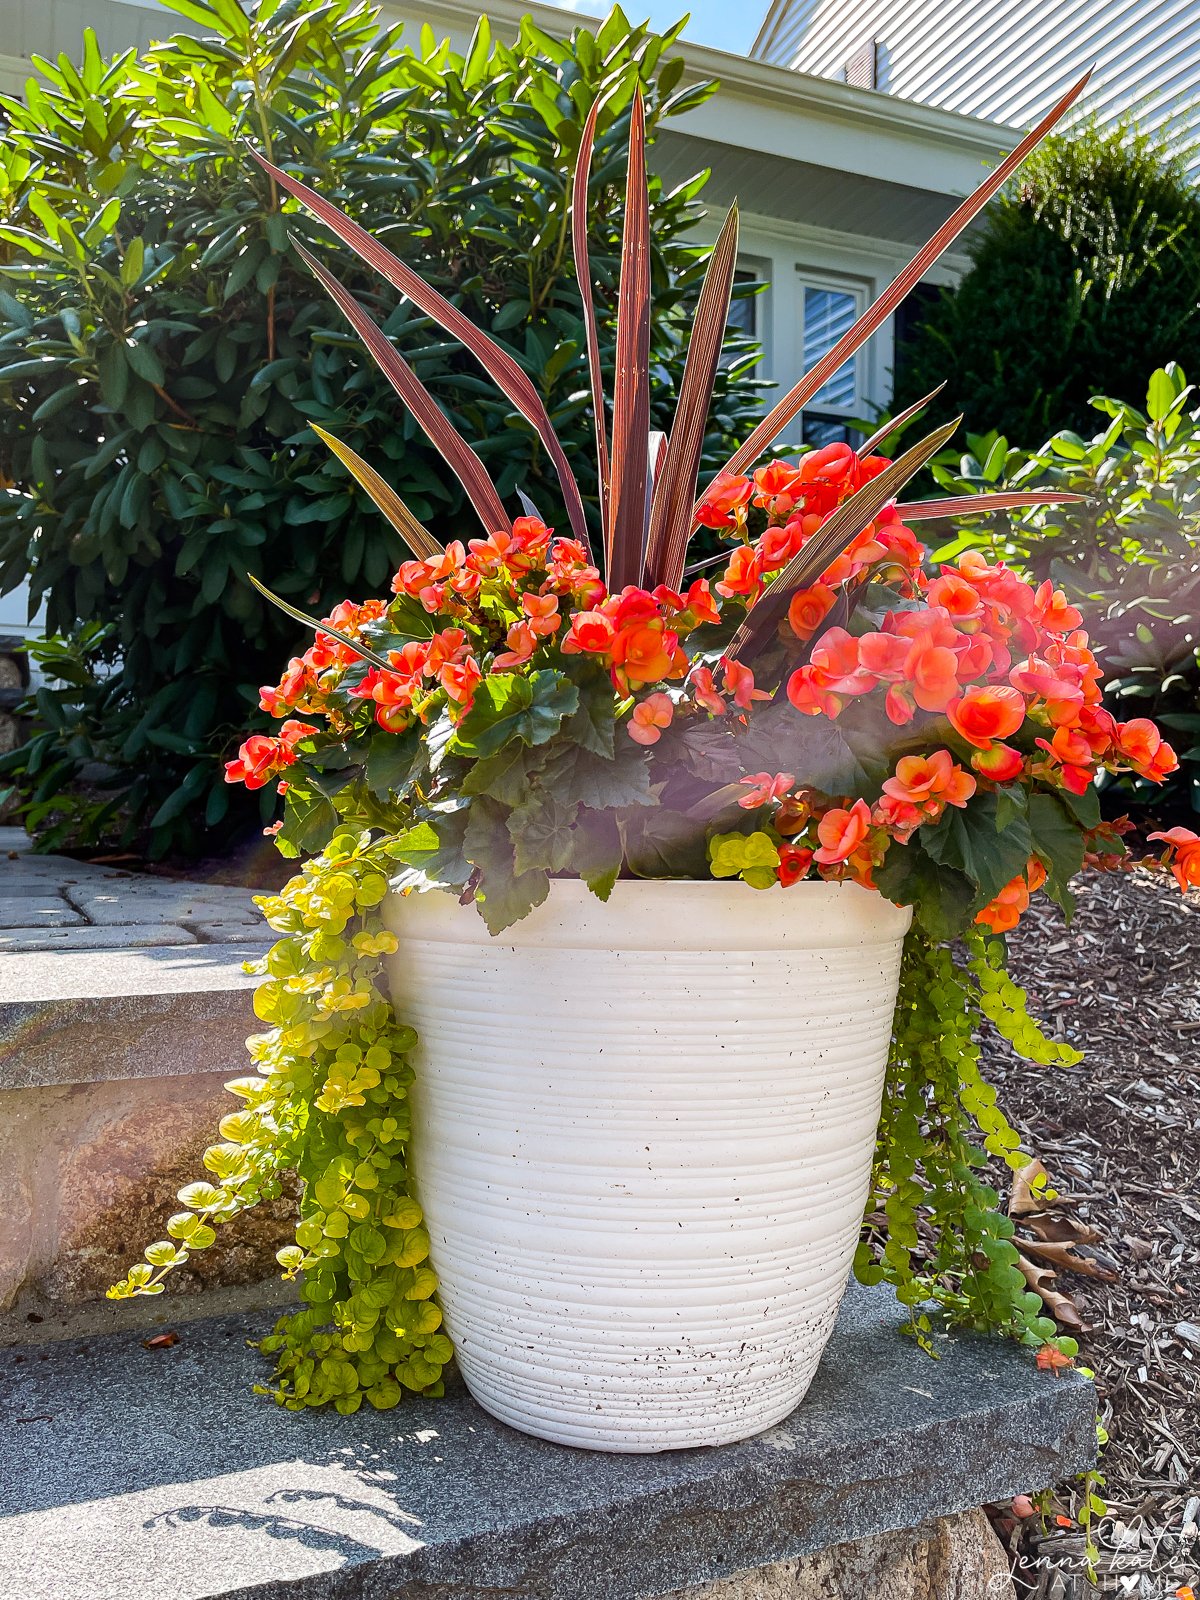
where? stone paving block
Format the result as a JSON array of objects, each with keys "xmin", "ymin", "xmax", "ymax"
[
  {"xmin": 0, "ymin": 1283, "xmax": 1095, "ymax": 1600},
  {"xmin": 65, "ymin": 880, "xmax": 261, "ymax": 926},
  {"xmin": 183, "ymin": 918, "xmax": 270, "ymax": 943},
  {"xmin": 0, "ymin": 923, "xmax": 199, "ymax": 953},
  {"xmin": 0, "ymin": 894, "xmax": 84, "ymax": 928}
]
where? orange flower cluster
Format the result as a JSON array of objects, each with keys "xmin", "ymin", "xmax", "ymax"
[
  {"xmin": 224, "ymin": 718, "xmax": 318, "ymax": 790},
  {"xmin": 706, "ymin": 445, "xmax": 924, "ymax": 614},
  {"xmin": 351, "ymin": 627, "xmax": 484, "ymax": 732},
  {"xmin": 785, "ymin": 551, "xmax": 1179, "ymax": 801},
  {"xmin": 230, "ymin": 439, "xmax": 1197, "ymax": 942},
  {"xmin": 975, "ymin": 859, "xmax": 1048, "ymax": 934},
  {"xmin": 259, "ymin": 598, "xmax": 388, "ymax": 719},
  {"xmin": 750, "ymin": 750, "xmax": 976, "ymax": 892},
  {"xmin": 562, "ymin": 581, "xmax": 716, "ymax": 695}
]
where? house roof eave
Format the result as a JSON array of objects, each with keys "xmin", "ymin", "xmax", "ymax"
[{"xmin": 381, "ymin": 0, "xmax": 1020, "ymax": 177}]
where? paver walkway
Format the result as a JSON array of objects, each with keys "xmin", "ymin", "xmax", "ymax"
[{"xmin": 0, "ymin": 826, "xmax": 264, "ymax": 952}]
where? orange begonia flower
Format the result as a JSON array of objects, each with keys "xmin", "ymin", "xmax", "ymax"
[
  {"xmin": 881, "ymin": 749, "xmax": 975, "ymax": 815},
  {"xmin": 1115, "ymin": 718, "xmax": 1179, "ymax": 783},
  {"xmin": 971, "ymin": 743, "xmax": 1024, "ymax": 782},
  {"xmin": 926, "ymin": 570, "xmax": 985, "ymax": 626},
  {"xmin": 947, "ymin": 685, "xmax": 1027, "ymax": 749},
  {"xmin": 738, "ymin": 772, "xmax": 796, "ymax": 809},
  {"xmin": 777, "ymin": 844, "xmax": 814, "ymax": 886},
  {"xmin": 1032, "ymin": 579, "xmax": 1083, "ymax": 634},
  {"xmin": 493, "ymin": 621, "xmax": 538, "ymax": 671},
  {"xmin": 260, "ymin": 656, "xmax": 312, "ymax": 717},
  {"xmin": 689, "ymin": 665, "xmax": 727, "ymax": 716},
  {"xmin": 787, "ymin": 583, "xmax": 837, "ymax": 640},
  {"xmin": 696, "ymin": 471, "xmax": 753, "ymax": 529},
  {"xmin": 439, "ymin": 656, "xmax": 482, "ymax": 708},
  {"xmin": 858, "ymin": 632, "xmax": 911, "ymax": 679},
  {"xmin": 1148, "ymin": 826, "xmax": 1200, "ymax": 892},
  {"xmin": 522, "ymin": 592, "xmax": 561, "ymax": 636},
  {"xmin": 561, "ymin": 609, "xmax": 615, "ymax": 655},
  {"xmin": 814, "ymin": 799, "xmax": 873, "ymax": 865},
  {"xmin": 715, "ymin": 544, "xmax": 763, "ymax": 600},
  {"xmin": 611, "ymin": 618, "xmax": 686, "ymax": 692},
  {"xmin": 752, "ymin": 460, "xmax": 806, "ymax": 515},
  {"xmin": 627, "ymin": 692, "xmax": 674, "ymax": 746},
  {"xmin": 224, "ymin": 720, "xmax": 317, "ymax": 790},
  {"xmin": 722, "ymin": 658, "xmax": 770, "ymax": 709},
  {"xmin": 1010, "ymin": 655, "xmax": 1084, "ymax": 705},
  {"xmin": 904, "ymin": 633, "xmax": 961, "ymax": 713},
  {"xmin": 975, "ymin": 874, "xmax": 1030, "ymax": 934}
]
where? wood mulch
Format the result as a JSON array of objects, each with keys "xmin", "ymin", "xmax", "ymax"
[{"xmin": 981, "ymin": 866, "xmax": 1199, "ymax": 1598}]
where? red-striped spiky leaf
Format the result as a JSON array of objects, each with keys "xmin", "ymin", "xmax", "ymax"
[
  {"xmin": 896, "ymin": 491, "xmax": 1087, "ymax": 521},
  {"xmin": 295, "ymin": 242, "xmax": 511, "ymax": 536},
  {"xmin": 311, "ymin": 425, "xmax": 444, "ymax": 561},
  {"xmin": 859, "ymin": 383, "xmax": 946, "ymax": 455},
  {"xmin": 254, "ymin": 150, "xmax": 589, "ymax": 551},
  {"xmin": 606, "ymin": 89, "xmax": 652, "ymax": 591},
  {"xmin": 694, "ymin": 71, "xmax": 1092, "ymax": 518},
  {"xmin": 571, "ymin": 94, "xmax": 611, "ymax": 547},
  {"xmin": 644, "ymin": 202, "xmax": 740, "ymax": 592}
]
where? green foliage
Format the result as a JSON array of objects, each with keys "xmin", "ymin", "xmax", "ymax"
[
  {"xmin": 0, "ymin": 0, "xmax": 763, "ymax": 856},
  {"xmin": 925, "ymin": 363, "xmax": 1200, "ymax": 814},
  {"xmin": 895, "ymin": 120, "xmax": 1200, "ymax": 441},
  {"xmin": 109, "ymin": 827, "xmax": 451, "ymax": 1412},
  {"xmin": 855, "ymin": 928, "xmax": 1081, "ymax": 1354}
]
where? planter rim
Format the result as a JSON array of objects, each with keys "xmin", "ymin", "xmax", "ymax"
[{"xmin": 385, "ymin": 876, "xmax": 913, "ymax": 951}]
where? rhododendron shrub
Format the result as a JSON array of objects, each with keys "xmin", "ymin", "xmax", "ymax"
[{"xmin": 113, "ymin": 75, "xmax": 1200, "ymax": 1406}]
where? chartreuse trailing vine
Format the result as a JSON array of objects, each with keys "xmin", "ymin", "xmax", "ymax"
[
  {"xmin": 855, "ymin": 928, "xmax": 1080, "ymax": 1357},
  {"xmin": 110, "ymin": 828, "xmax": 450, "ymax": 1413}
]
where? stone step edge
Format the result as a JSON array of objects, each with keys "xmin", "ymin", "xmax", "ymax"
[{"xmin": 0, "ymin": 943, "xmax": 263, "ymax": 1090}]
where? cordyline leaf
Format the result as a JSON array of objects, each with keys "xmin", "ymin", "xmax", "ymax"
[
  {"xmin": 253, "ymin": 149, "xmax": 590, "ymax": 553},
  {"xmin": 859, "ymin": 382, "xmax": 945, "ymax": 455},
  {"xmin": 293, "ymin": 241, "xmax": 511, "ymax": 536},
  {"xmin": 607, "ymin": 88, "xmax": 651, "ymax": 591},
  {"xmin": 572, "ymin": 93, "xmax": 610, "ymax": 545},
  {"xmin": 896, "ymin": 491, "xmax": 1087, "ymax": 521},
  {"xmin": 311, "ymin": 424, "xmax": 443, "ymax": 561},
  {"xmin": 247, "ymin": 573, "xmax": 394, "ymax": 671},
  {"xmin": 644, "ymin": 201, "xmax": 739, "ymax": 592},
  {"xmin": 695, "ymin": 70, "xmax": 1093, "ymax": 513},
  {"xmin": 725, "ymin": 417, "xmax": 960, "ymax": 664}
]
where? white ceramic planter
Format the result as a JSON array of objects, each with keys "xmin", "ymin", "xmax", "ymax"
[{"xmin": 383, "ymin": 878, "xmax": 910, "ymax": 1453}]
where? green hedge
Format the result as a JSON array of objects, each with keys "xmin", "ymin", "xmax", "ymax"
[
  {"xmin": 894, "ymin": 120, "xmax": 1200, "ymax": 442},
  {"xmin": 0, "ymin": 0, "xmax": 764, "ymax": 854}
]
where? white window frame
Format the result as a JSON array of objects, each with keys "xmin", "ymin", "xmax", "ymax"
[
  {"xmin": 723, "ymin": 254, "xmax": 771, "ymax": 369},
  {"xmin": 794, "ymin": 265, "xmax": 871, "ymax": 444}
]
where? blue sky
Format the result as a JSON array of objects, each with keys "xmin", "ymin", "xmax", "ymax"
[{"xmin": 559, "ymin": 1, "xmax": 765, "ymax": 56}]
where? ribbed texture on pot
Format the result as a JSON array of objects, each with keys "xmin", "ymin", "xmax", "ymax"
[{"xmin": 384, "ymin": 879, "xmax": 910, "ymax": 1452}]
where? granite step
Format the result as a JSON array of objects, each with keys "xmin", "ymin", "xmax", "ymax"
[{"xmin": 0, "ymin": 1280, "xmax": 1096, "ymax": 1600}]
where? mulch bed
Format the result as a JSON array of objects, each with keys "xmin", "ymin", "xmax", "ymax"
[{"xmin": 982, "ymin": 866, "xmax": 1200, "ymax": 1597}]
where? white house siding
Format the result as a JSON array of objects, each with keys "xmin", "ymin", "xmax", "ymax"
[{"xmin": 753, "ymin": 0, "xmax": 1200, "ymax": 182}]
